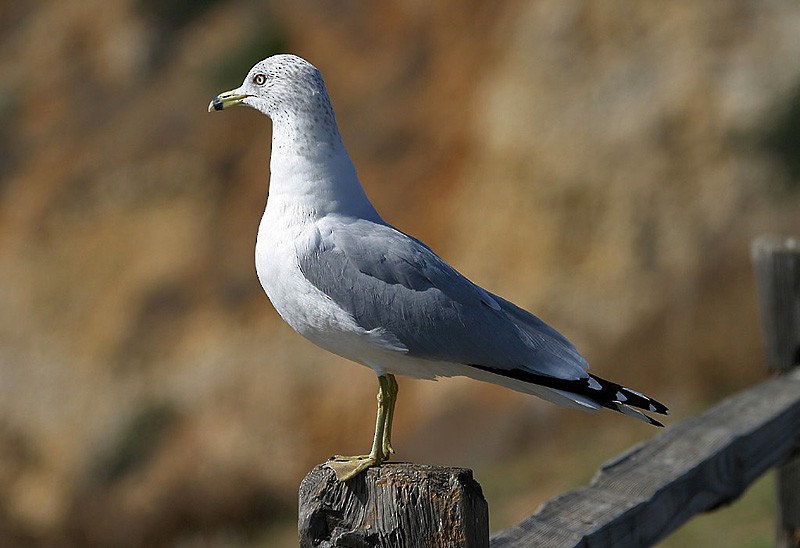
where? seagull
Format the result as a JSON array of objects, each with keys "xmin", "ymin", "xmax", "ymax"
[{"xmin": 208, "ymin": 54, "xmax": 668, "ymax": 481}]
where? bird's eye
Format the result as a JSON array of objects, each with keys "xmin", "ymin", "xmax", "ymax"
[{"xmin": 253, "ymin": 73, "xmax": 267, "ymax": 86}]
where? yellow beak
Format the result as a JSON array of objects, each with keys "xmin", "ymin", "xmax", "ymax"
[{"xmin": 208, "ymin": 90, "xmax": 250, "ymax": 112}]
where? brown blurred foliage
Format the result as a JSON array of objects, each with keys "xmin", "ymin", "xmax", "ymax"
[{"xmin": 1, "ymin": 0, "xmax": 799, "ymax": 545}]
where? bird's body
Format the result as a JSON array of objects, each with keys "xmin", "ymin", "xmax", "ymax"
[{"xmin": 210, "ymin": 54, "xmax": 668, "ymax": 480}]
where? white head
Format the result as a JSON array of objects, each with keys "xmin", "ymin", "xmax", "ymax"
[
  {"xmin": 209, "ymin": 54, "xmax": 376, "ymax": 219},
  {"xmin": 209, "ymin": 54, "xmax": 338, "ymax": 137}
]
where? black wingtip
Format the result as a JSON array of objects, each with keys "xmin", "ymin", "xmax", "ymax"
[
  {"xmin": 468, "ymin": 363, "xmax": 669, "ymax": 426},
  {"xmin": 648, "ymin": 399, "xmax": 670, "ymax": 416}
]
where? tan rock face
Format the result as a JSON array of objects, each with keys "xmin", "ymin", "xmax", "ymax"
[{"xmin": 1, "ymin": 0, "xmax": 799, "ymax": 543}]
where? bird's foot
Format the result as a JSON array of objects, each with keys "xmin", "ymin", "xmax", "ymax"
[{"xmin": 325, "ymin": 453, "xmax": 385, "ymax": 482}]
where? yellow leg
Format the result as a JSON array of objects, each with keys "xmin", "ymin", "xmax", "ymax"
[
  {"xmin": 382, "ymin": 374, "xmax": 398, "ymax": 457},
  {"xmin": 325, "ymin": 374, "xmax": 398, "ymax": 481}
]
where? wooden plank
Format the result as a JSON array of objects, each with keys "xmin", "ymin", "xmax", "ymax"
[
  {"xmin": 752, "ymin": 235, "xmax": 800, "ymax": 547},
  {"xmin": 752, "ymin": 235, "xmax": 800, "ymax": 372},
  {"xmin": 299, "ymin": 462, "xmax": 489, "ymax": 547},
  {"xmin": 490, "ymin": 369, "xmax": 800, "ymax": 547},
  {"xmin": 777, "ymin": 457, "xmax": 800, "ymax": 548}
]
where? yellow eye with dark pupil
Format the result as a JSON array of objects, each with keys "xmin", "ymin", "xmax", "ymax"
[{"xmin": 253, "ymin": 73, "xmax": 267, "ymax": 85}]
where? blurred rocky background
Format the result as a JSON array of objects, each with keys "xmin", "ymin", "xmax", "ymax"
[{"xmin": 1, "ymin": 0, "xmax": 799, "ymax": 545}]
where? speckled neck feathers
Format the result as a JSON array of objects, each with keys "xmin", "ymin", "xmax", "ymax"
[
  {"xmin": 241, "ymin": 55, "xmax": 380, "ymax": 221},
  {"xmin": 265, "ymin": 59, "xmax": 341, "ymax": 151}
]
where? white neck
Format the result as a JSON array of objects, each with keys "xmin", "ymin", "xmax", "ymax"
[{"xmin": 266, "ymin": 113, "xmax": 382, "ymax": 222}]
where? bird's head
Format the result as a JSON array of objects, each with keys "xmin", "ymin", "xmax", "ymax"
[{"xmin": 208, "ymin": 54, "xmax": 332, "ymax": 123}]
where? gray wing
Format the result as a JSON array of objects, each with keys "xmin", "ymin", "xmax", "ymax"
[{"xmin": 298, "ymin": 218, "xmax": 588, "ymax": 380}]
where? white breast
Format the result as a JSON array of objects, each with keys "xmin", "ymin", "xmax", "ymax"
[{"xmin": 255, "ymin": 205, "xmax": 414, "ymax": 375}]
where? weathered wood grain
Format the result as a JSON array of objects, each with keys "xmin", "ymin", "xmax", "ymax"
[
  {"xmin": 490, "ymin": 369, "xmax": 800, "ymax": 547},
  {"xmin": 299, "ymin": 462, "xmax": 488, "ymax": 547}
]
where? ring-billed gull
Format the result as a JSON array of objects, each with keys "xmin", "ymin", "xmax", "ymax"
[{"xmin": 209, "ymin": 54, "xmax": 668, "ymax": 481}]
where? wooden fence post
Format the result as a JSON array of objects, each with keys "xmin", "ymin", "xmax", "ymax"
[
  {"xmin": 298, "ymin": 462, "xmax": 488, "ymax": 547},
  {"xmin": 752, "ymin": 235, "xmax": 800, "ymax": 548}
]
